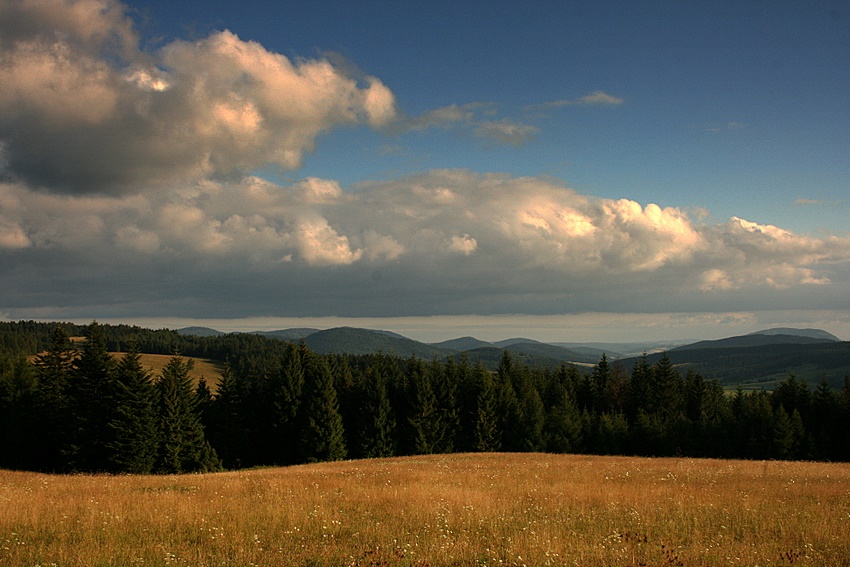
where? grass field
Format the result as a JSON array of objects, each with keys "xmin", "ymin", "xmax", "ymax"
[
  {"xmin": 1, "ymin": 453, "xmax": 848, "ymax": 566},
  {"xmin": 134, "ymin": 353, "xmax": 223, "ymax": 391}
]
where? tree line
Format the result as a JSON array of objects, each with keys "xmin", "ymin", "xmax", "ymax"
[{"xmin": 1, "ymin": 322, "xmax": 849, "ymax": 474}]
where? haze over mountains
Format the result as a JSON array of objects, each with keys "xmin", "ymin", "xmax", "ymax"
[{"xmin": 177, "ymin": 325, "xmax": 848, "ymax": 387}]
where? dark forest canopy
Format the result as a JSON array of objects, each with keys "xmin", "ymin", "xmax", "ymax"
[{"xmin": 1, "ymin": 321, "xmax": 849, "ymax": 473}]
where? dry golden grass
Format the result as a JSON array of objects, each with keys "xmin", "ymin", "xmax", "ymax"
[
  {"xmin": 1, "ymin": 453, "xmax": 848, "ymax": 566},
  {"xmin": 133, "ymin": 353, "xmax": 223, "ymax": 391}
]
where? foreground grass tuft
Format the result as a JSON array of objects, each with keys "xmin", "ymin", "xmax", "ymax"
[{"xmin": 1, "ymin": 453, "xmax": 848, "ymax": 566}]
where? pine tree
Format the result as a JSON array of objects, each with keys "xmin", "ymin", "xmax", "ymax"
[
  {"xmin": 32, "ymin": 325, "xmax": 76, "ymax": 471},
  {"xmin": 353, "ymin": 363, "xmax": 396, "ymax": 459},
  {"xmin": 0, "ymin": 353, "xmax": 38, "ymax": 470},
  {"xmin": 107, "ymin": 346, "xmax": 158, "ymax": 474},
  {"xmin": 66, "ymin": 322, "xmax": 118, "ymax": 472},
  {"xmin": 650, "ymin": 353, "xmax": 681, "ymax": 418},
  {"xmin": 627, "ymin": 354, "xmax": 651, "ymax": 422},
  {"xmin": 590, "ymin": 354, "xmax": 612, "ymax": 412},
  {"xmin": 268, "ymin": 342, "xmax": 305, "ymax": 464},
  {"xmin": 544, "ymin": 388, "xmax": 583, "ymax": 454},
  {"xmin": 406, "ymin": 358, "xmax": 440, "ymax": 455},
  {"xmin": 473, "ymin": 362, "xmax": 501, "ymax": 452},
  {"xmin": 300, "ymin": 352, "xmax": 346, "ymax": 463},
  {"xmin": 428, "ymin": 356, "xmax": 459, "ymax": 454},
  {"xmin": 155, "ymin": 355, "xmax": 221, "ymax": 474},
  {"xmin": 206, "ymin": 360, "xmax": 246, "ymax": 469}
]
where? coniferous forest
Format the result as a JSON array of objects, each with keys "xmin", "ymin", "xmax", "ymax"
[{"xmin": 1, "ymin": 321, "xmax": 849, "ymax": 474}]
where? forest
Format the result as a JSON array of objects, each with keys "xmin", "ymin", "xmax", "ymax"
[{"xmin": 1, "ymin": 320, "xmax": 849, "ymax": 474}]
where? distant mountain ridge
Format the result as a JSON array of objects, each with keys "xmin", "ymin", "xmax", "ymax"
[
  {"xmin": 748, "ymin": 327, "xmax": 840, "ymax": 341},
  {"xmin": 175, "ymin": 325, "xmax": 846, "ymax": 380}
]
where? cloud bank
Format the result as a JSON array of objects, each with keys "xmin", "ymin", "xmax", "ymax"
[
  {"xmin": 1, "ymin": 0, "xmax": 849, "ymax": 324},
  {"xmin": 3, "ymin": 169, "xmax": 849, "ymax": 318}
]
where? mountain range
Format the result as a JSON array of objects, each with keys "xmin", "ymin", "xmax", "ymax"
[{"xmin": 177, "ymin": 325, "xmax": 847, "ymax": 388}]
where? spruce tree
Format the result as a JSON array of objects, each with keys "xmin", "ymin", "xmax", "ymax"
[
  {"xmin": 544, "ymin": 387, "xmax": 583, "ymax": 454},
  {"xmin": 406, "ymin": 358, "xmax": 440, "ymax": 455},
  {"xmin": 268, "ymin": 342, "xmax": 305, "ymax": 464},
  {"xmin": 66, "ymin": 322, "xmax": 118, "ymax": 472},
  {"xmin": 206, "ymin": 360, "xmax": 246, "ymax": 469},
  {"xmin": 353, "ymin": 363, "xmax": 396, "ymax": 459},
  {"xmin": 107, "ymin": 346, "xmax": 158, "ymax": 474},
  {"xmin": 32, "ymin": 325, "xmax": 76, "ymax": 471},
  {"xmin": 155, "ymin": 355, "xmax": 221, "ymax": 474},
  {"xmin": 474, "ymin": 362, "xmax": 501, "ymax": 452},
  {"xmin": 299, "ymin": 352, "xmax": 346, "ymax": 463},
  {"xmin": 428, "ymin": 356, "xmax": 459, "ymax": 454}
]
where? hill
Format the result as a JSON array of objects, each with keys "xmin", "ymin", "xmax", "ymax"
[
  {"xmin": 304, "ymin": 326, "xmax": 448, "ymax": 358},
  {"xmin": 749, "ymin": 327, "xmax": 840, "ymax": 341},
  {"xmin": 253, "ymin": 328, "xmax": 318, "ymax": 340},
  {"xmin": 429, "ymin": 336, "xmax": 492, "ymax": 351},
  {"xmin": 623, "ymin": 340, "xmax": 850, "ymax": 388},
  {"xmin": 176, "ymin": 326, "xmax": 224, "ymax": 337},
  {"xmin": 673, "ymin": 332, "xmax": 836, "ymax": 351}
]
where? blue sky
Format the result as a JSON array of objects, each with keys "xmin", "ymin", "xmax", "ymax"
[
  {"xmin": 131, "ymin": 0, "xmax": 850, "ymax": 232},
  {"xmin": 1, "ymin": 0, "xmax": 848, "ymax": 342}
]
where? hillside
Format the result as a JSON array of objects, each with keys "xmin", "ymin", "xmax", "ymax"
[
  {"xmin": 749, "ymin": 327, "xmax": 840, "ymax": 341},
  {"xmin": 2, "ymin": 454, "xmax": 848, "ymax": 566},
  {"xmin": 624, "ymin": 340, "xmax": 850, "ymax": 387},
  {"xmin": 304, "ymin": 327, "xmax": 448, "ymax": 358},
  {"xmin": 673, "ymin": 333, "xmax": 836, "ymax": 351}
]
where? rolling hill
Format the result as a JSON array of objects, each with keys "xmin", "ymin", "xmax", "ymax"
[{"xmin": 174, "ymin": 324, "xmax": 847, "ymax": 385}]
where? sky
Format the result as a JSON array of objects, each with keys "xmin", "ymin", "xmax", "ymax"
[{"xmin": 1, "ymin": 0, "xmax": 849, "ymax": 343}]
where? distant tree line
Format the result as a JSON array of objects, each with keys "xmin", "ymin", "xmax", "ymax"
[{"xmin": 1, "ymin": 321, "xmax": 849, "ymax": 473}]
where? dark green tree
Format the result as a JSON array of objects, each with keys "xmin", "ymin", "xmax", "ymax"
[
  {"xmin": 473, "ymin": 362, "xmax": 501, "ymax": 452},
  {"xmin": 0, "ymin": 353, "xmax": 38, "ymax": 470},
  {"xmin": 267, "ymin": 342, "xmax": 305, "ymax": 464},
  {"xmin": 428, "ymin": 356, "xmax": 459, "ymax": 453},
  {"xmin": 352, "ymin": 363, "xmax": 396, "ymax": 459},
  {"xmin": 590, "ymin": 354, "xmax": 612, "ymax": 412},
  {"xmin": 32, "ymin": 325, "xmax": 76, "ymax": 471},
  {"xmin": 406, "ymin": 358, "xmax": 440, "ymax": 455},
  {"xmin": 544, "ymin": 387, "xmax": 583, "ymax": 454},
  {"xmin": 155, "ymin": 355, "xmax": 221, "ymax": 473},
  {"xmin": 206, "ymin": 360, "xmax": 246, "ymax": 469},
  {"xmin": 299, "ymin": 352, "xmax": 346, "ymax": 463},
  {"xmin": 627, "ymin": 353, "xmax": 652, "ymax": 422},
  {"xmin": 66, "ymin": 322, "xmax": 118, "ymax": 472},
  {"xmin": 107, "ymin": 346, "xmax": 158, "ymax": 474}
]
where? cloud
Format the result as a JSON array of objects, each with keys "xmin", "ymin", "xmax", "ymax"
[
  {"xmin": 526, "ymin": 90, "xmax": 625, "ymax": 111},
  {"xmin": 0, "ymin": 0, "xmax": 396, "ymax": 194},
  {"xmin": 474, "ymin": 119, "xmax": 539, "ymax": 146},
  {"xmin": 3, "ymin": 170, "xmax": 849, "ymax": 319},
  {"xmin": 705, "ymin": 122, "xmax": 745, "ymax": 132},
  {"xmin": 395, "ymin": 103, "xmax": 538, "ymax": 146},
  {"xmin": 794, "ymin": 198, "xmax": 823, "ymax": 206}
]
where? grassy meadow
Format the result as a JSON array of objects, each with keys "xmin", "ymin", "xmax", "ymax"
[{"xmin": 1, "ymin": 453, "xmax": 848, "ymax": 566}]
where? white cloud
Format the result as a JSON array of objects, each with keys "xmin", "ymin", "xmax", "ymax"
[
  {"xmin": 6, "ymin": 170, "xmax": 847, "ymax": 307},
  {"xmin": 0, "ymin": 1, "xmax": 397, "ymax": 194},
  {"xmin": 296, "ymin": 217, "xmax": 362, "ymax": 266}
]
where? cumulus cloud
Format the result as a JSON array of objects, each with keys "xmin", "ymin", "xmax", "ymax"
[
  {"xmin": 0, "ymin": 0, "xmax": 396, "ymax": 194},
  {"xmin": 3, "ymin": 170, "xmax": 849, "ymax": 318},
  {"xmin": 2, "ymin": 2, "xmax": 848, "ymax": 322}
]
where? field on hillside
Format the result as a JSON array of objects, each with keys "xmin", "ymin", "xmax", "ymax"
[
  {"xmin": 134, "ymin": 353, "xmax": 223, "ymax": 390},
  {"xmin": 1, "ymin": 453, "xmax": 848, "ymax": 567}
]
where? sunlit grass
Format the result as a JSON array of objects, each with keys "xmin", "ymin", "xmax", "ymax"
[{"xmin": 2, "ymin": 453, "xmax": 848, "ymax": 566}]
